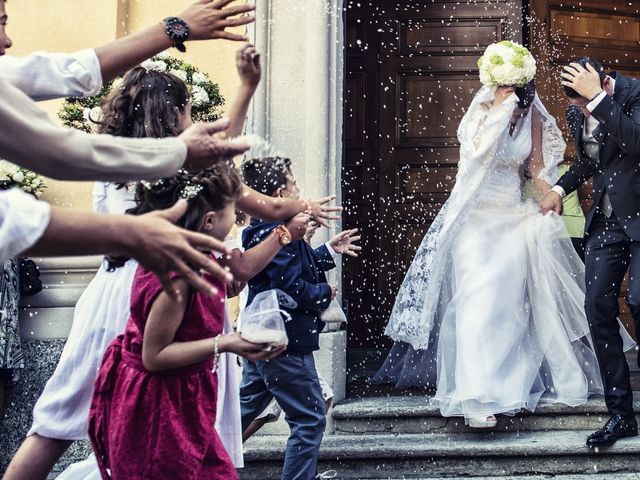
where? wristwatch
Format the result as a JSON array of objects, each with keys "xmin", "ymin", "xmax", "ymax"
[
  {"xmin": 163, "ymin": 17, "xmax": 190, "ymax": 53},
  {"xmin": 275, "ymin": 225, "xmax": 293, "ymax": 246}
]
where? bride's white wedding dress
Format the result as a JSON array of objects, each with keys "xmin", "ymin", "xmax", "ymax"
[{"xmin": 374, "ymin": 87, "xmax": 634, "ymax": 419}]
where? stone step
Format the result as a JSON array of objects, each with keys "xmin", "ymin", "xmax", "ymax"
[
  {"xmin": 358, "ymin": 476, "xmax": 640, "ymax": 480},
  {"xmin": 332, "ymin": 394, "xmax": 640, "ymax": 434},
  {"xmin": 240, "ymin": 430, "xmax": 640, "ymax": 479}
]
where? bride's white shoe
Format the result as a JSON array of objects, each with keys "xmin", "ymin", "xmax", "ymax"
[{"xmin": 464, "ymin": 415, "xmax": 497, "ymax": 429}]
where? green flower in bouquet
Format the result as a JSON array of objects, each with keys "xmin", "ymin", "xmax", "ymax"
[{"xmin": 477, "ymin": 41, "xmax": 536, "ymax": 88}]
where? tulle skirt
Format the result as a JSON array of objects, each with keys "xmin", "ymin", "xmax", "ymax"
[{"xmin": 375, "ymin": 194, "xmax": 633, "ymax": 418}]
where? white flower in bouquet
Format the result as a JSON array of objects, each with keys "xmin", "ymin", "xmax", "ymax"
[
  {"xmin": 169, "ymin": 68, "xmax": 188, "ymax": 82},
  {"xmin": 0, "ymin": 159, "xmax": 47, "ymax": 196},
  {"xmin": 191, "ymin": 85, "xmax": 210, "ymax": 107},
  {"xmin": 192, "ymin": 72, "xmax": 208, "ymax": 84},
  {"xmin": 140, "ymin": 59, "xmax": 167, "ymax": 72},
  {"xmin": 0, "ymin": 160, "xmax": 18, "ymax": 181},
  {"xmin": 478, "ymin": 41, "xmax": 536, "ymax": 88},
  {"xmin": 83, "ymin": 106, "xmax": 103, "ymax": 124},
  {"xmin": 11, "ymin": 171, "xmax": 24, "ymax": 183},
  {"xmin": 111, "ymin": 77, "xmax": 124, "ymax": 91}
]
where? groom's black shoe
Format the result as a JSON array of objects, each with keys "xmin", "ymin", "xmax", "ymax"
[{"xmin": 586, "ymin": 414, "xmax": 638, "ymax": 448}]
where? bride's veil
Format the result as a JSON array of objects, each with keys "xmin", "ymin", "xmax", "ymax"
[{"xmin": 384, "ymin": 86, "xmax": 521, "ymax": 349}]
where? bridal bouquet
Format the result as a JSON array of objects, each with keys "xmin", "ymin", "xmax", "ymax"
[
  {"xmin": 59, "ymin": 53, "xmax": 224, "ymax": 133},
  {"xmin": 477, "ymin": 41, "xmax": 536, "ymax": 88},
  {"xmin": 0, "ymin": 160, "xmax": 47, "ymax": 197}
]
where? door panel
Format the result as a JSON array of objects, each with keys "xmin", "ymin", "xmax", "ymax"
[{"xmin": 343, "ymin": 0, "xmax": 523, "ymax": 348}]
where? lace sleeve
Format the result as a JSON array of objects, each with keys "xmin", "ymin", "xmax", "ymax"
[{"xmin": 532, "ymin": 95, "xmax": 566, "ymax": 185}]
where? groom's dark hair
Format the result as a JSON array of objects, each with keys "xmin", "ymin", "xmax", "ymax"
[{"xmin": 563, "ymin": 56, "xmax": 606, "ymax": 98}]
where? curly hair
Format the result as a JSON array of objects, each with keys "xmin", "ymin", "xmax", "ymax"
[
  {"xmin": 98, "ymin": 66, "xmax": 189, "ymax": 139},
  {"xmin": 127, "ymin": 163, "xmax": 243, "ymax": 232}
]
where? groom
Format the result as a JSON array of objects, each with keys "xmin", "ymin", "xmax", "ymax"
[{"xmin": 540, "ymin": 56, "xmax": 640, "ymax": 447}]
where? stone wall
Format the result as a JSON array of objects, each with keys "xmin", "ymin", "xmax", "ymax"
[{"xmin": 0, "ymin": 257, "xmax": 101, "ymax": 474}]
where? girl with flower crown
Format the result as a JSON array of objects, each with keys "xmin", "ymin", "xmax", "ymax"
[
  {"xmin": 7, "ymin": 46, "xmax": 339, "ymax": 480},
  {"xmin": 88, "ymin": 163, "xmax": 281, "ymax": 480},
  {"xmin": 374, "ymin": 41, "xmax": 634, "ymax": 428}
]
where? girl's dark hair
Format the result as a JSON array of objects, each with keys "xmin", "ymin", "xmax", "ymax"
[
  {"xmin": 241, "ymin": 157, "xmax": 292, "ymax": 196},
  {"xmin": 99, "ymin": 66, "xmax": 189, "ymax": 139},
  {"xmin": 562, "ymin": 56, "xmax": 606, "ymax": 99},
  {"xmin": 127, "ymin": 163, "xmax": 243, "ymax": 232},
  {"xmin": 515, "ymin": 80, "xmax": 536, "ymax": 109}
]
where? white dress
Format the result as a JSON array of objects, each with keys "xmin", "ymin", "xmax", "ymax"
[
  {"xmin": 29, "ymin": 182, "xmax": 137, "ymax": 440},
  {"xmin": 375, "ymin": 88, "xmax": 634, "ymax": 418}
]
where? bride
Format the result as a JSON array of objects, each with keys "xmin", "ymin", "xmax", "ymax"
[{"xmin": 374, "ymin": 41, "xmax": 633, "ymax": 428}]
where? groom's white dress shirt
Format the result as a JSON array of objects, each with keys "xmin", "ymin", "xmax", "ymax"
[{"xmin": 0, "ymin": 50, "xmax": 187, "ymax": 263}]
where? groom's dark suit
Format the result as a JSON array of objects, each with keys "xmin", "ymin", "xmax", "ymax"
[{"xmin": 557, "ymin": 72, "xmax": 640, "ymax": 421}]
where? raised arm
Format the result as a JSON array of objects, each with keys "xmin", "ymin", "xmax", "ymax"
[
  {"xmin": 97, "ymin": 0, "xmax": 255, "ymax": 82},
  {"xmin": 0, "ymin": 82, "xmax": 248, "ymax": 181},
  {"xmin": 28, "ymin": 200, "xmax": 232, "ymax": 297},
  {"xmin": 0, "ymin": 1, "xmax": 255, "ymax": 101},
  {"xmin": 218, "ymin": 44, "xmax": 261, "ymax": 139},
  {"xmin": 237, "ymin": 184, "xmax": 342, "ymax": 226}
]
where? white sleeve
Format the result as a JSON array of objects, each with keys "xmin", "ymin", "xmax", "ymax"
[
  {"xmin": 0, "ymin": 189, "xmax": 51, "ymax": 263},
  {"xmin": 92, "ymin": 182, "xmax": 109, "ymax": 213},
  {"xmin": 551, "ymin": 185, "xmax": 566, "ymax": 198},
  {"xmin": 0, "ymin": 80, "xmax": 187, "ymax": 182},
  {"xmin": 0, "ymin": 49, "xmax": 102, "ymax": 101},
  {"xmin": 214, "ymin": 234, "xmax": 241, "ymax": 259},
  {"xmin": 324, "ymin": 242, "xmax": 338, "ymax": 258},
  {"xmin": 586, "ymin": 91, "xmax": 607, "ymax": 113}
]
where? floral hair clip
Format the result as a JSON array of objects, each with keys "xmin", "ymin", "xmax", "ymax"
[
  {"xmin": 180, "ymin": 183, "xmax": 204, "ymax": 200},
  {"xmin": 140, "ymin": 178, "xmax": 165, "ymax": 191}
]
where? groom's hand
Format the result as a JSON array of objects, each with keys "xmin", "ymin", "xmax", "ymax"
[
  {"xmin": 539, "ymin": 190, "xmax": 563, "ymax": 216},
  {"xmin": 561, "ymin": 63, "xmax": 603, "ymax": 100}
]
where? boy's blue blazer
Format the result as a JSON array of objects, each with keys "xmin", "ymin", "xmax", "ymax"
[{"xmin": 242, "ymin": 218, "xmax": 336, "ymax": 354}]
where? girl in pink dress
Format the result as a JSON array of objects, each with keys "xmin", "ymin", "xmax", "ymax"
[{"xmin": 88, "ymin": 164, "xmax": 284, "ymax": 480}]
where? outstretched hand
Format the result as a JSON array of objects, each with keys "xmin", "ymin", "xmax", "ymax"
[
  {"xmin": 180, "ymin": 118, "xmax": 249, "ymax": 171},
  {"xmin": 124, "ymin": 199, "xmax": 232, "ymax": 299},
  {"xmin": 307, "ymin": 194, "xmax": 343, "ymax": 228},
  {"xmin": 329, "ymin": 228, "xmax": 362, "ymax": 257},
  {"xmin": 180, "ymin": 0, "xmax": 256, "ymax": 42},
  {"xmin": 236, "ymin": 44, "xmax": 261, "ymax": 87},
  {"xmin": 539, "ymin": 190, "xmax": 563, "ymax": 216}
]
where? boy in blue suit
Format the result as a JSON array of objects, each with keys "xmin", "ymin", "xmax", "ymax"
[{"xmin": 240, "ymin": 157, "xmax": 359, "ymax": 480}]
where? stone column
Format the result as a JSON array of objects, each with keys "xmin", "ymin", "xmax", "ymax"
[
  {"xmin": 248, "ymin": 0, "xmax": 344, "ymax": 241},
  {"xmin": 246, "ymin": 1, "xmax": 347, "ymax": 434}
]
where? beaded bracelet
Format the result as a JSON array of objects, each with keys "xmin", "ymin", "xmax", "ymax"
[{"xmin": 212, "ymin": 334, "xmax": 221, "ymax": 373}]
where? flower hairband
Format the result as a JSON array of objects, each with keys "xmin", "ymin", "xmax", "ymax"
[{"xmin": 179, "ymin": 183, "xmax": 203, "ymax": 200}]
